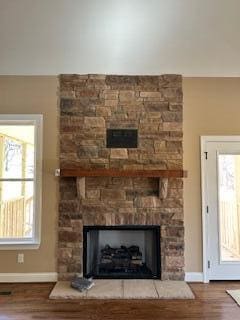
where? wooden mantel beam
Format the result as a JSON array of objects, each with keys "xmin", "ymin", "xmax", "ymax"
[
  {"xmin": 59, "ymin": 168, "xmax": 187, "ymax": 200},
  {"xmin": 60, "ymin": 168, "xmax": 188, "ymax": 178}
]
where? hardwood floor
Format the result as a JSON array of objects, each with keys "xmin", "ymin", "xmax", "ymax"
[{"xmin": 0, "ymin": 282, "xmax": 240, "ymax": 319}]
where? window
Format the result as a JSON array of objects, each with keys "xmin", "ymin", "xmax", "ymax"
[{"xmin": 0, "ymin": 115, "xmax": 42, "ymax": 248}]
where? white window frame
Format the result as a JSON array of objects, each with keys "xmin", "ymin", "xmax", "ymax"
[{"xmin": 0, "ymin": 114, "xmax": 43, "ymax": 249}]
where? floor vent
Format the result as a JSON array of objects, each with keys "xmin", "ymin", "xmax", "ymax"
[{"xmin": 0, "ymin": 291, "xmax": 12, "ymax": 295}]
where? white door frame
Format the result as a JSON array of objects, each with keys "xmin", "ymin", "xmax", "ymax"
[{"xmin": 201, "ymin": 135, "xmax": 240, "ymax": 283}]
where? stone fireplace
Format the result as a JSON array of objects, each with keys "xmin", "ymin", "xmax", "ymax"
[{"xmin": 58, "ymin": 74, "xmax": 184, "ymax": 281}]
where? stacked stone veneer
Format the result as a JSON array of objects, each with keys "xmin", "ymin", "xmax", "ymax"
[{"xmin": 58, "ymin": 74, "xmax": 184, "ymax": 280}]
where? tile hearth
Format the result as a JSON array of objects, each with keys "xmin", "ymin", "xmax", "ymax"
[{"xmin": 50, "ymin": 280, "xmax": 194, "ymax": 300}]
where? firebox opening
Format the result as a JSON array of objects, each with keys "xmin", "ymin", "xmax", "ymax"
[{"xmin": 83, "ymin": 225, "xmax": 161, "ymax": 279}]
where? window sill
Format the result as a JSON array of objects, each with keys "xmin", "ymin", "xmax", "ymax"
[{"xmin": 0, "ymin": 241, "xmax": 40, "ymax": 250}]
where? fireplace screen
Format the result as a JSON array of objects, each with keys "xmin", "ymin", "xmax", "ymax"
[{"xmin": 83, "ymin": 226, "xmax": 161, "ymax": 279}]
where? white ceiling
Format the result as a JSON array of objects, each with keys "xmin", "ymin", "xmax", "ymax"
[{"xmin": 0, "ymin": 0, "xmax": 240, "ymax": 76}]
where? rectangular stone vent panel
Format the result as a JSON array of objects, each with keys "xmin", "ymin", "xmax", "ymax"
[{"xmin": 106, "ymin": 129, "xmax": 138, "ymax": 148}]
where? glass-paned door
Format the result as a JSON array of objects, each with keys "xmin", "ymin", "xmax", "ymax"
[{"xmin": 204, "ymin": 139, "xmax": 240, "ymax": 280}]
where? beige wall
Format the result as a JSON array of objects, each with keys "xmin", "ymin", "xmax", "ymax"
[
  {"xmin": 1, "ymin": 76, "xmax": 240, "ymax": 274},
  {"xmin": 183, "ymin": 77, "xmax": 240, "ymax": 272},
  {"xmin": 0, "ymin": 76, "xmax": 58, "ymax": 272}
]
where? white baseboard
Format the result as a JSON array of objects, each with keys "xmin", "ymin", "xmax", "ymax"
[
  {"xmin": 0, "ymin": 272, "xmax": 58, "ymax": 283},
  {"xmin": 185, "ymin": 272, "xmax": 203, "ymax": 282}
]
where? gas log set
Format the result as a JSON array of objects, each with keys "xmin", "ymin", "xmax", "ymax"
[{"xmin": 99, "ymin": 244, "xmax": 143, "ymax": 273}]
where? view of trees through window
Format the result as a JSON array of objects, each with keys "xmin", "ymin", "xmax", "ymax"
[{"xmin": 0, "ymin": 125, "xmax": 35, "ymax": 239}]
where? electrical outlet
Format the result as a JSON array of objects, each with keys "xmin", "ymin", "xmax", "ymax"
[{"xmin": 17, "ymin": 253, "xmax": 24, "ymax": 264}]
